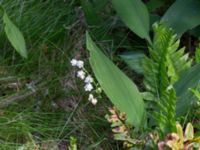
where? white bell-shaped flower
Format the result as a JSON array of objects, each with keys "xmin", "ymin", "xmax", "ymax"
[
  {"xmin": 91, "ymin": 98, "xmax": 98, "ymax": 105},
  {"xmin": 88, "ymin": 94, "xmax": 94, "ymax": 101},
  {"xmin": 77, "ymin": 60, "xmax": 84, "ymax": 68},
  {"xmin": 70, "ymin": 59, "xmax": 78, "ymax": 66},
  {"xmin": 85, "ymin": 75, "xmax": 93, "ymax": 83},
  {"xmin": 84, "ymin": 83, "xmax": 93, "ymax": 91},
  {"xmin": 77, "ymin": 70, "xmax": 85, "ymax": 80}
]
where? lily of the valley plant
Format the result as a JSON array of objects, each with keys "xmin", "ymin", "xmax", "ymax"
[
  {"xmin": 77, "ymin": 0, "xmax": 200, "ymax": 149},
  {"xmin": 70, "ymin": 58, "xmax": 102, "ymax": 105},
  {"xmin": 86, "ymin": 22, "xmax": 200, "ymax": 149}
]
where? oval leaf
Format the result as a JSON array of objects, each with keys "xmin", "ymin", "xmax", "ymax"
[
  {"xmin": 112, "ymin": 0, "xmax": 151, "ymax": 44},
  {"xmin": 86, "ymin": 32, "xmax": 146, "ymax": 128},
  {"xmin": 3, "ymin": 12, "xmax": 27, "ymax": 58},
  {"xmin": 161, "ymin": 0, "xmax": 200, "ymax": 37},
  {"xmin": 175, "ymin": 64, "xmax": 200, "ymax": 116}
]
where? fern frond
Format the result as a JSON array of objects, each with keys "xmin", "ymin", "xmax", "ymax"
[
  {"xmin": 152, "ymin": 23, "xmax": 192, "ymax": 84},
  {"xmin": 143, "ymin": 23, "xmax": 192, "ymax": 135},
  {"xmin": 166, "ymin": 40, "xmax": 192, "ymax": 84}
]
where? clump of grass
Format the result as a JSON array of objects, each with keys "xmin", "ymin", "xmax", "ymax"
[
  {"xmin": 0, "ymin": 0, "xmax": 121, "ymax": 149},
  {"xmin": 0, "ymin": 0, "xmax": 78, "ymax": 43}
]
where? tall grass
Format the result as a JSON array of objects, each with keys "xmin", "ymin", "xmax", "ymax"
[
  {"xmin": 0, "ymin": 0, "xmax": 119, "ymax": 149},
  {"xmin": 0, "ymin": 0, "xmax": 77, "ymax": 42}
]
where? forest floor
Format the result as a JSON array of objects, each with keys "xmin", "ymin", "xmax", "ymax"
[{"xmin": 0, "ymin": 1, "xmax": 118, "ymax": 149}]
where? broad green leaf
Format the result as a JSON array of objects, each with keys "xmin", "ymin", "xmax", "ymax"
[
  {"xmin": 119, "ymin": 51, "xmax": 145, "ymax": 74},
  {"xmin": 86, "ymin": 32, "xmax": 146, "ymax": 127},
  {"xmin": 175, "ymin": 64, "xmax": 200, "ymax": 116},
  {"xmin": 161, "ymin": 0, "xmax": 200, "ymax": 37},
  {"xmin": 3, "ymin": 12, "xmax": 27, "ymax": 58},
  {"xmin": 112, "ymin": 0, "xmax": 151, "ymax": 44}
]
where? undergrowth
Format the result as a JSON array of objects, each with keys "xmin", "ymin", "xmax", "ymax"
[{"xmin": 0, "ymin": 0, "xmax": 118, "ymax": 149}]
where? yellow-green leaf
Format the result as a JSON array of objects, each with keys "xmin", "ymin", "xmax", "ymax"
[
  {"xmin": 185, "ymin": 123, "xmax": 194, "ymax": 141},
  {"xmin": 176, "ymin": 123, "xmax": 184, "ymax": 143}
]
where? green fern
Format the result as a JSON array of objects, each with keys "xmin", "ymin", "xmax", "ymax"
[{"xmin": 143, "ymin": 23, "xmax": 192, "ymax": 135}]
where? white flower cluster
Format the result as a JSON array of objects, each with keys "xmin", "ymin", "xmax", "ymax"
[
  {"xmin": 71, "ymin": 59, "xmax": 84, "ymax": 68},
  {"xmin": 71, "ymin": 58, "xmax": 99, "ymax": 105}
]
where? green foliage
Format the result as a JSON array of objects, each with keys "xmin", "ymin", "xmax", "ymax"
[
  {"xmin": 0, "ymin": 0, "xmax": 75, "ymax": 46},
  {"xmin": 81, "ymin": 0, "xmax": 111, "ymax": 41},
  {"xmin": 165, "ymin": 39, "xmax": 192, "ymax": 84},
  {"xmin": 195, "ymin": 43, "xmax": 200, "ymax": 63},
  {"xmin": 190, "ymin": 88, "xmax": 200, "ymax": 101},
  {"xmin": 143, "ymin": 24, "xmax": 191, "ymax": 134},
  {"xmin": 69, "ymin": 136, "xmax": 77, "ymax": 150},
  {"xmin": 190, "ymin": 26, "xmax": 200, "ymax": 38},
  {"xmin": 146, "ymin": 0, "xmax": 165, "ymax": 12},
  {"xmin": 110, "ymin": 0, "xmax": 200, "ymax": 44},
  {"xmin": 159, "ymin": 123, "xmax": 200, "ymax": 149},
  {"xmin": 84, "ymin": 0, "xmax": 200, "ymax": 147},
  {"xmin": 80, "ymin": 0, "xmax": 105, "ymax": 26},
  {"xmin": 0, "ymin": 0, "xmax": 124, "ymax": 149},
  {"xmin": 161, "ymin": 0, "xmax": 200, "ymax": 37},
  {"xmin": 86, "ymin": 32, "xmax": 146, "ymax": 128},
  {"xmin": 175, "ymin": 64, "xmax": 200, "ymax": 116},
  {"xmin": 112, "ymin": 0, "xmax": 151, "ymax": 44},
  {"xmin": 82, "ymin": 0, "xmax": 200, "ymax": 148},
  {"xmin": 16, "ymin": 142, "xmax": 38, "ymax": 150},
  {"xmin": 119, "ymin": 51, "xmax": 145, "ymax": 74},
  {"xmin": 143, "ymin": 24, "xmax": 175, "ymax": 134},
  {"xmin": 1, "ymin": 9, "xmax": 27, "ymax": 58}
]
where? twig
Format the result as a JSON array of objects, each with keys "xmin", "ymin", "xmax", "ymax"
[{"xmin": 0, "ymin": 90, "xmax": 37, "ymax": 108}]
